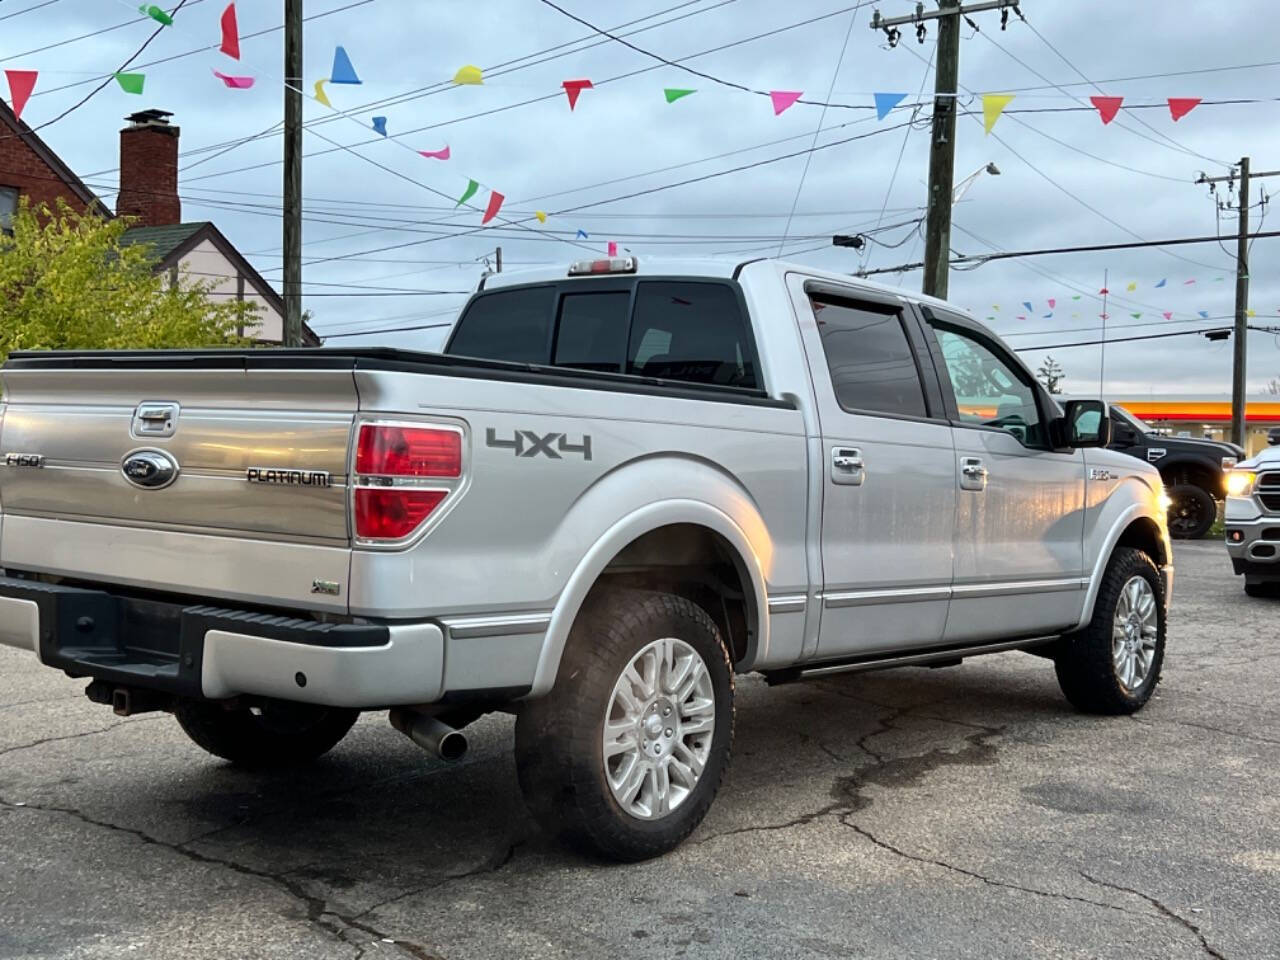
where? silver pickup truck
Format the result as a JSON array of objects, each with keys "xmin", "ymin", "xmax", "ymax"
[{"xmin": 0, "ymin": 257, "xmax": 1172, "ymax": 860}]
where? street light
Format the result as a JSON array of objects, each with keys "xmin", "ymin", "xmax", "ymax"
[{"xmin": 952, "ymin": 162, "xmax": 1001, "ymax": 204}]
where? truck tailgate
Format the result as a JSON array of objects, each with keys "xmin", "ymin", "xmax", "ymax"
[{"xmin": 0, "ymin": 353, "xmax": 359, "ymax": 608}]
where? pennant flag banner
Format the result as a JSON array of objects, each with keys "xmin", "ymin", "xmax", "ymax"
[
  {"xmin": 418, "ymin": 146, "xmax": 450, "ymax": 160},
  {"xmin": 220, "ymin": 3, "xmax": 240, "ymax": 60},
  {"xmin": 213, "ymin": 70, "xmax": 254, "ymax": 89},
  {"xmin": 456, "ymin": 179, "xmax": 479, "ymax": 207},
  {"xmin": 1198, "ymin": 310, "xmax": 1210, "ymax": 318},
  {"xmin": 535, "ymin": 211, "xmax": 547, "ymax": 224},
  {"xmin": 874, "ymin": 92, "xmax": 907, "ymax": 121},
  {"xmin": 1131, "ymin": 312, "xmax": 1142, "ymax": 319},
  {"xmin": 607, "ymin": 241, "xmax": 618, "ymax": 256},
  {"xmin": 1043, "ymin": 313, "xmax": 1053, "ymax": 319},
  {"xmin": 371, "ymin": 116, "xmax": 387, "ymax": 137},
  {"xmin": 1127, "ymin": 281, "xmax": 1137, "ymax": 291},
  {"xmin": 481, "ymin": 190, "xmax": 505, "ymax": 224},
  {"xmin": 1163, "ymin": 312, "xmax": 1173, "ymax": 320},
  {"xmin": 1184, "ymin": 278, "xmax": 1196, "ymax": 284},
  {"xmin": 114, "ymin": 72, "xmax": 145, "ymax": 95},
  {"xmin": 770, "ymin": 90, "xmax": 802, "ymax": 115},
  {"xmin": 1089, "ymin": 95, "xmax": 1123, "ymax": 125},
  {"xmin": 664, "ymin": 88, "xmax": 695, "ymax": 104},
  {"xmin": 1168, "ymin": 97, "xmax": 1201, "ymax": 121},
  {"xmin": 983, "ymin": 93, "xmax": 1014, "ymax": 134},
  {"xmin": 1248, "ymin": 308, "xmax": 1257, "ymax": 317},
  {"xmin": 576, "ymin": 228, "xmax": 589, "ymax": 239},
  {"xmin": 1047, "ymin": 298, "xmax": 1055, "ymax": 308},
  {"xmin": 1072, "ymin": 295, "xmax": 1082, "ymax": 300},
  {"xmin": 5, "ymin": 70, "xmax": 37, "ymax": 121},
  {"xmin": 1022, "ymin": 301, "xmax": 1034, "ymax": 312},
  {"xmin": 1156, "ymin": 278, "xmax": 1167, "ymax": 287},
  {"xmin": 330, "ymin": 46, "xmax": 361, "ymax": 85},
  {"xmin": 314, "ymin": 79, "xmax": 331, "ymax": 107},
  {"xmin": 139, "ymin": 4, "xmax": 173, "ymax": 26},
  {"xmin": 1100, "ymin": 314, "xmax": 1110, "ymax": 320},
  {"xmin": 1099, "ymin": 287, "xmax": 1109, "ymax": 295},
  {"xmin": 453, "ymin": 65, "xmax": 483, "ymax": 85},
  {"xmin": 562, "ymin": 78, "xmax": 592, "ymax": 111}
]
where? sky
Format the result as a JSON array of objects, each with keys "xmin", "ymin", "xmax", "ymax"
[{"xmin": 5, "ymin": 0, "xmax": 1280, "ymax": 398}]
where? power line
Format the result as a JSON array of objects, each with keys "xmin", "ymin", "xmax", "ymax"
[
  {"xmin": 0, "ymin": 0, "xmax": 62, "ymax": 22},
  {"xmin": 0, "ymin": 0, "xmax": 208, "ymax": 61}
]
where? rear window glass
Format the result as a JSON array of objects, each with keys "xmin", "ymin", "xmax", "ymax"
[
  {"xmin": 448, "ymin": 286, "xmax": 554, "ymax": 364},
  {"xmin": 553, "ymin": 291, "xmax": 630, "ymax": 373},
  {"xmin": 627, "ymin": 282, "xmax": 757, "ymax": 389}
]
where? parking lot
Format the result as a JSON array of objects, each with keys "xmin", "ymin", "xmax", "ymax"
[{"xmin": 1, "ymin": 539, "xmax": 1276, "ymax": 959}]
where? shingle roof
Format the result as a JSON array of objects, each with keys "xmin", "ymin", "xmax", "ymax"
[{"xmin": 118, "ymin": 222, "xmax": 208, "ymax": 261}]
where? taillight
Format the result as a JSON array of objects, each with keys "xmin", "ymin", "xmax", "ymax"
[{"xmin": 353, "ymin": 423, "xmax": 463, "ymax": 542}]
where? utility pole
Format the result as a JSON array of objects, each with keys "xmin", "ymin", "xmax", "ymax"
[
  {"xmin": 283, "ymin": 0, "xmax": 303, "ymax": 347},
  {"xmin": 1198, "ymin": 159, "xmax": 1280, "ymax": 448},
  {"xmin": 870, "ymin": 0, "xmax": 1018, "ymax": 300}
]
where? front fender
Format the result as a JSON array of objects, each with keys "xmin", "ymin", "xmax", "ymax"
[
  {"xmin": 526, "ymin": 456, "xmax": 777, "ymax": 698},
  {"xmin": 1076, "ymin": 474, "xmax": 1171, "ymax": 629}
]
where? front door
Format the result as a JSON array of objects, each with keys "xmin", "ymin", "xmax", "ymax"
[
  {"xmin": 923, "ymin": 315, "xmax": 1087, "ymax": 642},
  {"xmin": 791, "ymin": 279, "xmax": 956, "ymax": 661}
]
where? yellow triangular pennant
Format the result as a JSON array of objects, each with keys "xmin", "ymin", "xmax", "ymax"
[{"xmin": 982, "ymin": 93, "xmax": 1014, "ymax": 135}]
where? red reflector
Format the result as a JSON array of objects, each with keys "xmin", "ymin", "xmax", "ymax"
[
  {"xmin": 356, "ymin": 425, "xmax": 461, "ymax": 477},
  {"xmin": 355, "ymin": 489, "xmax": 447, "ymax": 540}
]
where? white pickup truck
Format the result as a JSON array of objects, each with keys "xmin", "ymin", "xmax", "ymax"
[{"xmin": 0, "ymin": 257, "xmax": 1172, "ymax": 860}]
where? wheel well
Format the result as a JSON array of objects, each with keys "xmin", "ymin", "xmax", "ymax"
[
  {"xmin": 1116, "ymin": 517, "xmax": 1167, "ymax": 568},
  {"xmin": 591, "ymin": 523, "xmax": 758, "ymax": 665},
  {"xmin": 1161, "ymin": 461, "xmax": 1221, "ymax": 498}
]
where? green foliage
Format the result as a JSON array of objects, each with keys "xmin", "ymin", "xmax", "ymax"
[
  {"xmin": 1037, "ymin": 355, "xmax": 1065, "ymax": 395},
  {"xmin": 0, "ymin": 199, "xmax": 258, "ymax": 361}
]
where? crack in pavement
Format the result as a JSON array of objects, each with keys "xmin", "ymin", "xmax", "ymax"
[
  {"xmin": 0, "ymin": 714, "xmax": 164, "ymax": 760},
  {"xmin": 0, "ymin": 795, "xmax": 448, "ymax": 960},
  {"xmin": 0, "ymin": 693, "xmax": 81, "ymax": 713},
  {"xmin": 1079, "ymin": 870, "xmax": 1229, "ymax": 960},
  {"xmin": 1130, "ymin": 715, "xmax": 1280, "ymax": 748}
]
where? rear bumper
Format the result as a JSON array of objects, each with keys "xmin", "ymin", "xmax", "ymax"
[
  {"xmin": 1224, "ymin": 517, "xmax": 1280, "ymax": 577},
  {"xmin": 0, "ymin": 576, "xmax": 444, "ymax": 708}
]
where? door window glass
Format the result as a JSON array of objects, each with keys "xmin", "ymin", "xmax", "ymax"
[
  {"xmin": 553, "ymin": 291, "xmax": 630, "ymax": 372},
  {"xmin": 811, "ymin": 297, "xmax": 927, "ymax": 417},
  {"xmin": 933, "ymin": 327, "xmax": 1045, "ymax": 447}
]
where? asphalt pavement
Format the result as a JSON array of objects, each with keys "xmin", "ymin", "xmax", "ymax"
[{"xmin": 2, "ymin": 540, "xmax": 1277, "ymax": 959}]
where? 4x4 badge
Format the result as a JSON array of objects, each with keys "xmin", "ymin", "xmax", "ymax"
[{"xmin": 486, "ymin": 428, "xmax": 592, "ymax": 461}]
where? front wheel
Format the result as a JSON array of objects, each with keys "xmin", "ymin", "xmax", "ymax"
[
  {"xmin": 1244, "ymin": 578, "xmax": 1280, "ymax": 598},
  {"xmin": 515, "ymin": 589, "xmax": 734, "ymax": 861},
  {"xmin": 1166, "ymin": 483, "xmax": 1216, "ymax": 539},
  {"xmin": 1054, "ymin": 547, "xmax": 1166, "ymax": 714},
  {"xmin": 175, "ymin": 699, "xmax": 359, "ymax": 769}
]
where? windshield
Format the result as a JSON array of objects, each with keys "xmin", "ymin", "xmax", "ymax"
[{"xmin": 1112, "ymin": 405, "xmax": 1154, "ymax": 434}]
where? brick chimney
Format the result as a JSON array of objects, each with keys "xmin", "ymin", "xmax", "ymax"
[{"xmin": 116, "ymin": 109, "xmax": 180, "ymax": 227}]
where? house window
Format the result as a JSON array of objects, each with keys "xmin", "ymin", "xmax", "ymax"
[{"xmin": 0, "ymin": 187, "xmax": 18, "ymax": 235}]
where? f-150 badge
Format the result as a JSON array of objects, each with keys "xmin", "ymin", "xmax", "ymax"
[
  {"xmin": 486, "ymin": 428, "xmax": 592, "ymax": 461},
  {"xmin": 3, "ymin": 453, "xmax": 44, "ymax": 468}
]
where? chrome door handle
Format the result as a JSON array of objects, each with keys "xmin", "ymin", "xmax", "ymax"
[
  {"xmin": 832, "ymin": 447, "xmax": 865, "ymax": 485},
  {"xmin": 960, "ymin": 457, "xmax": 988, "ymax": 491}
]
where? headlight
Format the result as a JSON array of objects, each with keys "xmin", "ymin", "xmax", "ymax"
[
  {"xmin": 1226, "ymin": 470, "xmax": 1257, "ymax": 497},
  {"xmin": 1222, "ymin": 456, "xmax": 1238, "ymax": 470},
  {"xmin": 1158, "ymin": 492, "xmax": 1173, "ymax": 512}
]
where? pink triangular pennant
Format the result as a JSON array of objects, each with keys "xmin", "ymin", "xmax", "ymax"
[
  {"xmin": 212, "ymin": 69, "xmax": 254, "ymax": 89},
  {"xmin": 1047, "ymin": 298, "xmax": 1056, "ymax": 309},
  {"xmin": 1089, "ymin": 95, "xmax": 1123, "ymax": 125},
  {"xmin": 770, "ymin": 90, "xmax": 802, "ymax": 115},
  {"xmin": 1168, "ymin": 98, "xmax": 1201, "ymax": 122},
  {"xmin": 1162, "ymin": 311, "xmax": 1173, "ymax": 320},
  {"xmin": 562, "ymin": 78, "xmax": 592, "ymax": 111},
  {"xmin": 418, "ymin": 146, "xmax": 450, "ymax": 160},
  {"xmin": 5, "ymin": 70, "xmax": 37, "ymax": 121},
  {"xmin": 482, "ymin": 190, "xmax": 505, "ymax": 225},
  {"xmin": 607, "ymin": 241, "xmax": 617, "ymax": 256}
]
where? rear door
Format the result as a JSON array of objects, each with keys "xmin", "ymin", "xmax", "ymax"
[
  {"xmin": 789, "ymin": 278, "xmax": 955, "ymax": 660},
  {"xmin": 920, "ymin": 311, "xmax": 1087, "ymax": 641}
]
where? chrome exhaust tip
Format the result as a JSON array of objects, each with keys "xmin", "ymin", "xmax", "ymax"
[{"xmin": 389, "ymin": 708, "xmax": 468, "ymax": 762}]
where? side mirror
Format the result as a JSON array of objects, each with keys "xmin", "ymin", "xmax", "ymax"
[{"xmin": 1059, "ymin": 399, "xmax": 1111, "ymax": 449}]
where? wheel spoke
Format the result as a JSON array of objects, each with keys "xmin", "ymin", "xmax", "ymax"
[
  {"xmin": 673, "ymin": 739, "xmax": 704, "ymax": 779},
  {"xmin": 653, "ymin": 760, "xmax": 671, "ymax": 816}
]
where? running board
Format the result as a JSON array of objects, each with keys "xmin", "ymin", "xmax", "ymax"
[{"xmin": 762, "ymin": 636, "xmax": 1057, "ymax": 685}]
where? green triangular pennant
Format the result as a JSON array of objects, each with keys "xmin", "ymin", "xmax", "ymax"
[
  {"xmin": 115, "ymin": 72, "xmax": 145, "ymax": 95},
  {"xmin": 1131, "ymin": 312, "xmax": 1142, "ymax": 319},
  {"xmin": 664, "ymin": 88, "xmax": 695, "ymax": 104},
  {"xmin": 456, "ymin": 178, "xmax": 479, "ymax": 208}
]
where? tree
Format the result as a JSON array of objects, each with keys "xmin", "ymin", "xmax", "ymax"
[
  {"xmin": 1037, "ymin": 355, "xmax": 1065, "ymax": 394},
  {"xmin": 1266, "ymin": 377, "xmax": 1280, "ymax": 395},
  {"xmin": 0, "ymin": 199, "xmax": 258, "ymax": 362}
]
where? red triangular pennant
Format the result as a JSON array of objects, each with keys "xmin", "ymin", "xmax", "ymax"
[
  {"xmin": 220, "ymin": 3, "xmax": 240, "ymax": 59},
  {"xmin": 5, "ymin": 70, "xmax": 37, "ymax": 122},
  {"xmin": 562, "ymin": 79, "xmax": 592, "ymax": 111},
  {"xmin": 482, "ymin": 190, "xmax": 505, "ymax": 224},
  {"xmin": 1168, "ymin": 98, "xmax": 1201, "ymax": 122},
  {"xmin": 1089, "ymin": 95, "xmax": 1123, "ymax": 125}
]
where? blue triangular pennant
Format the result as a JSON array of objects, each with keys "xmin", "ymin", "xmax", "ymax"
[
  {"xmin": 1198, "ymin": 310, "xmax": 1209, "ymax": 318},
  {"xmin": 873, "ymin": 92, "xmax": 908, "ymax": 121},
  {"xmin": 1155, "ymin": 278, "xmax": 1167, "ymax": 288},
  {"xmin": 372, "ymin": 115, "xmax": 387, "ymax": 136},
  {"xmin": 330, "ymin": 45, "xmax": 361, "ymax": 84},
  {"xmin": 576, "ymin": 228, "xmax": 589, "ymax": 239},
  {"xmin": 1023, "ymin": 301, "xmax": 1034, "ymax": 312}
]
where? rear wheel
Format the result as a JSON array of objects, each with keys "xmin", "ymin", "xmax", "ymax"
[
  {"xmin": 515, "ymin": 589, "xmax": 733, "ymax": 861},
  {"xmin": 1054, "ymin": 547, "xmax": 1166, "ymax": 714},
  {"xmin": 175, "ymin": 700, "xmax": 359, "ymax": 768},
  {"xmin": 1166, "ymin": 483, "xmax": 1216, "ymax": 539}
]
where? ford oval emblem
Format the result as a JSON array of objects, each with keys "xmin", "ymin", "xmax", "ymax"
[{"xmin": 121, "ymin": 449, "xmax": 179, "ymax": 490}]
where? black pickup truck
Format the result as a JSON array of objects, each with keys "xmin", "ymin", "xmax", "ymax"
[{"xmin": 1109, "ymin": 405, "xmax": 1244, "ymax": 539}]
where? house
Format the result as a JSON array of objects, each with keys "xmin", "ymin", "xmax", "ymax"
[{"xmin": 0, "ymin": 102, "xmax": 313, "ymax": 345}]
